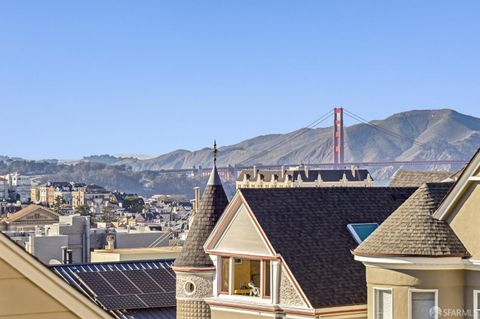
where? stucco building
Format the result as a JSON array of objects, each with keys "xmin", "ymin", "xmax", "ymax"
[{"xmin": 354, "ymin": 149, "xmax": 480, "ymax": 319}]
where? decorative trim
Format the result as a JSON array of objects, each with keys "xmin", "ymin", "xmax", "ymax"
[
  {"xmin": 433, "ymin": 149, "xmax": 480, "ymax": 221},
  {"xmin": 356, "ymin": 255, "xmax": 480, "ymax": 271},
  {"xmin": 172, "ymin": 266, "xmax": 216, "ymax": 273},
  {"xmin": 206, "ymin": 300, "xmax": 315, "ymax": 316},
  {"xmin": 206, "ymin": 251, "xmax": 279, "ymax": 260}
]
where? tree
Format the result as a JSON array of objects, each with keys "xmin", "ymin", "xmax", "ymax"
[
  {"xmin": 123, "ymin": 196, "xmax": 145, "ymax": 213},
  {"xmin": 100, "ymin": 205, "xmax": 117, "ymax": 224},
  {"xmin": 53, "ymin": 195, "xmax": 65, "ymax": 215},
  {"xmin": 75, "ymin": 204, "xmax": 95, "ymax": 225}
]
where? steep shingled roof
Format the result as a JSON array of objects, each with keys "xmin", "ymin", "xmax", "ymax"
[
  {"xmin": 174, "ymin": 165, "xmax": 229, "ymax": 268},
  {"xmin": 354, "ymin": 182, "xmax": 469, "ymax": 258},
  {"xmin": 239, "ymin": 186, "xmax": 416, "ymax": 309},
  {"xmin": 389, "ymin": 169, "xmax": 452, "ymax": 187}
]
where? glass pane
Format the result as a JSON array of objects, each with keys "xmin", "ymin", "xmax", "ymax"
[
  {"xmin": 264, "ymin": 261, "xmax": 271, "ymax": 297},
  {"xmin": 412, "ymin": 292, "xmax": 435, "ymax": 319},
  {"xmin": 477, "ymin": 292, "xmax": 480, "ymax": 310},
  {"xmin": 374, "ymin": 289, "xmax": 392, "ymax": 319},
  {"xmin": 233, "ymin": 259, "xmax": 261, "ymax": 297},
  {"xmin": 221, "ymin": 257, "xmax": 229, "ymax": 293}
]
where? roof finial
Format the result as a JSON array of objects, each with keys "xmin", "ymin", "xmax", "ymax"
[{"xmin": 213, "ymin": 140, "xmax": 217, "ymax": 165}]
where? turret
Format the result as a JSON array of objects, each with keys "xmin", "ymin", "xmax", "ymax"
[{"xmin": 173, "ymin": 141, "xmax": 229, "ymax": 319}]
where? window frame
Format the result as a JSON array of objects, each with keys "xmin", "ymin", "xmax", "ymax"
[
  {"xmin": 261, "ymin": 260, "xmax": 271, "ymax": 299},
  {"xmin": 373, "ymin": 287, "xmax": 393, "ymax": 319},
  {"xmin": 474, "ymin": 290, "xmax": 480, "ymax": 319},
  {"xmin": 347, "ymin": 223, "xmax": 379, "ymax": 244},
  {"xmin": 219, "ymin": 256, "xmax": 230, "ymax": 294},
  {"xmin": 408, "ymin": 288, "xmax": 439, "ymax": 319},
  {"xmin": 218, "ymin": 255, "xmax": 273, "ymax": 300}
]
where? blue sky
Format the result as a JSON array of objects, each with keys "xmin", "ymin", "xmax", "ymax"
[{"xmin": 1, "ymin": 1, "xmax": 479, "ymax": 159}]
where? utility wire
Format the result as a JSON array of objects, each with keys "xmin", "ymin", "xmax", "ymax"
[{"xmin": 237, "ymin": 109, "xmax": 333, "ymax": 166}]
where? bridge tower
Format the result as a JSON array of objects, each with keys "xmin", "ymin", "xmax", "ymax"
[{"xmin": 333, "ymin": 107, "xmax": 345, "ymax": 165}]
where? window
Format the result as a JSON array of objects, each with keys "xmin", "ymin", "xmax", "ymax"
[
  {"xmin": 474, "ymin": 290, "xmax": 480, "ymax": 319},
  {"xmin": 347, "ymin": 223, "xmax": 378, "ymax": 244},
  {"xmin": 233, "ymin": 259, "xmax": 261, "ymax": 296},
  {"xmin": 220, "ymin": 257, "xmax": 230, "ymax": 293},
  {"xmin": 409, "ymin": 289, "xmax": 438, "ymax": 319},
  {"xmin": 219, "ymin": 257, "xmax": 272, "ymax": 298},
  {"xmin": 374, "ymin": 288, "xmax": 392, "ymax": 319}
]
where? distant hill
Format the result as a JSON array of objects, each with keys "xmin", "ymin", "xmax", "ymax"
[
  {"xmin": 2, "ymin": 109, "xmax": 479, "ymax": 196},
  {"xmin": 84, "ymin": 109, "xmax": 480, "ymax": 171}
]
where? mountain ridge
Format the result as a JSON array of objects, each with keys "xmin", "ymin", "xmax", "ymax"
[{"xmin": 81, "ymin": 108, "xmax": 480, "ymax": 171}]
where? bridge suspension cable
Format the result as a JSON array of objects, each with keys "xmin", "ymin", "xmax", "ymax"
[
  {"xmin": 343, "ymin": 108, "xmax": 429, "ymax": 149},
  {"xmin": 237, "ymin": 108, "xmax": 333, "ymax": 166}
]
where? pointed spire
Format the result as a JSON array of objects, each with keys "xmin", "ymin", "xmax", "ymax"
[
  {"xmin": 174, "ymin": 139, "xmax": 229, "ymax": 268},
  {"xmin": 208, "ymin": 140, "xmax": 222, "ymax": 185}
]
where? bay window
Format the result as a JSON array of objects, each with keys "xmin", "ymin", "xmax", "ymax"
[{"xmin": 219, "ymin": 257, "xmax": 272, "ymax": 298}]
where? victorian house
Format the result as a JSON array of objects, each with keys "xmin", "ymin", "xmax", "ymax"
[{"xmin": 174, "ymin": 144, "xmax": 417, "ymax": 319}]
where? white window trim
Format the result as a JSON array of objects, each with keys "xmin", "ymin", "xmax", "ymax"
[
  {"xmin": 373, "ymin": 287, "xmax": 393, "ymax": 319},
  {"xmin": 408, "ymin": 289, "xmax": 439, "ymax": 319},
  {"xmin": 474, "ymin": 290, "xmax": 480, "ymax": 319}
]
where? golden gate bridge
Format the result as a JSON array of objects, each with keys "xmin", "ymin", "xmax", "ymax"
[{"xmin": 154, "ymin": 108, "xmax": 469, "ymax": 179}]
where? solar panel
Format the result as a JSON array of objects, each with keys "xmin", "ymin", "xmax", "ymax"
[
  {"xmin": 138, "ymin": 292, "xmax": 176, "ymax": 308},
  {"xmin": 97, "ymin": 294, "xmax": 146, "ymax": 310},
  {"xmin": 76, "ymin": 272, "xmax": 118, "ymax": 296},
  {"xmin": 100, "ymin": 272, "xmax": 141, "ymax": 295},
  {"xmin": 124, "ymin": 270, "xmax": 164, "ymax": 294},
  {"xmin": 144, "ymin": 269, "xmax": 176, "ymax": 292}
]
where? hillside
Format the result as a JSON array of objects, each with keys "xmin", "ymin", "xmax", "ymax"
[
  {"xmin": 84, "ymin": 109, "xmax": 480, "ymax": 171},
  {"xmin": 2, "ymin": 109, "xmax": 479, "ymax": 196}
]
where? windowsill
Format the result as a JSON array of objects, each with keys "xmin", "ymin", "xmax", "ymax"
[{"xmin": 213, "ymin": 293, "xmax": 273, "ymax": 305}]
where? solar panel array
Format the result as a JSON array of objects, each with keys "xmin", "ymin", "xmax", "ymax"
[{"xmin": 75, "ymin": 265, "xmax": 176, "ymax": 310}]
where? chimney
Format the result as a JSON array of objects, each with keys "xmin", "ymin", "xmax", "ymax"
[
  {"xmin": 106, "ymin": 234, "xmax": 115, "ymax": 250},
  {"xmin": 194, "ymin": 187, "xmax": 200, "ymax": 213},
  {"xmin": 281, "ymin": 166, "xmax": 285, "ymax": 179},
  {"xmin": 351, "ymin": 165, "xmax": 357, "ymax": 178},
  {"xmin": 61, "ymin": 246, "xmax": 73, "ymax": 264},
  {"xmin": 304, "ymin": 165, "xmax": 309, "ymax": 179},
  {"xmin": 253, "ymin": 165, "xmax": 257, "ymax": 179}
]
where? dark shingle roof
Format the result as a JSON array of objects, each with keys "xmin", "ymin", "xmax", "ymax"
[
  {"xmin": 239, "ymin": 187, "xmax": 416, "ymax": 309},
  {"xmin": 237, "ymin": 168, "xmax": 371, "ymax": 183},
  {"xmin": 354, "ymin": 182, "xmax": 469, "ymax": 258},
  {"xmin": 389, "ymin": 169, "xmax": 452, "ymax": 187},
  {"xmin": 174, "ymin": 166, "xmax": 229, "ymax": 268}
]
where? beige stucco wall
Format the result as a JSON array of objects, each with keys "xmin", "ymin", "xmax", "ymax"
[
  {"xmin": 366, "ymin": 266, "xmax": 464, "ymax": 319},
  {"xmin": 449, "ymin": 183, "xmax": 480, "ymax": 259},
  {"xmin": 464, "ymin": 270, "xmax": 480, "ymax": 319},
  {"xmin": 0, "ymin": 259, "xmax": 79, "ymax": 319}
]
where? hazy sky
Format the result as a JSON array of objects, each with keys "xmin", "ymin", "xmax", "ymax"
[{"xmin": 1, "ymin": 1, "xmax": 479, "ymax": 159}]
